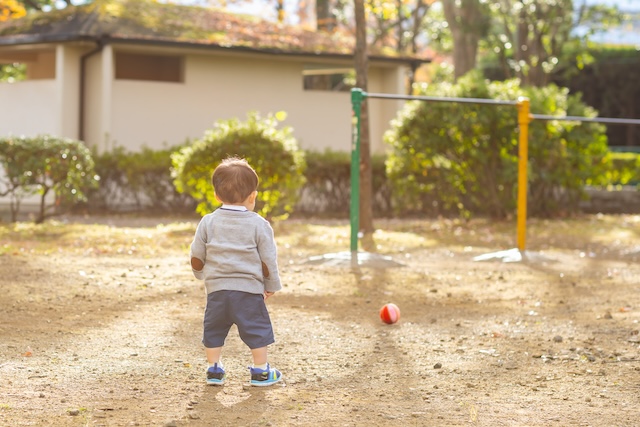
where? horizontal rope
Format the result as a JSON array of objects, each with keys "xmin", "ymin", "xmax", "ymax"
[
  {"xmin": 364, "ymin": 92, "xmax": 518, "ymax": 106},
  {"xmin": 359, "ymin": 90, "xmax": 640, "ymax": 125},
  {"xmin": 531, "ymin": 114, "xmax": 640, "ymax": 125}
]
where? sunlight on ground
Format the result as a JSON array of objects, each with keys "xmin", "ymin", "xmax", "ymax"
[
  {"xmin": 1, "ymin": 214, "xmax": 638, "ymax": 257},
  {"xmin": 214, "ymin": 390, "xmax": 251, "ymax": 407}
]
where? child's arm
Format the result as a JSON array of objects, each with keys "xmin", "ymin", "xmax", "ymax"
[
  {"xmin": 192, "ymin": 257, "xmax": 204, "ymax": 271},
  {"xmin": 190, "ymin": 256, "xmax": 205, "ymax": 280},
  {"xmin": 261, "ymin": 262, "xmax": 275, "ymax": 300},
  {"xmin": 190, "ymin": 219, "xmax": 207, "ymax": 280},
  {"xmin": 257, "ymin": 224, "xmax": 282, "ymax": 293}
]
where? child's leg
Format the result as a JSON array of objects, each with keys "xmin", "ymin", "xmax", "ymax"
[
  {"xmin": 205, "ymin": 346, "xmax": 226, "ymax": 386},
  {"xmin": 206, "ymin": 347, "xmax": 223, "ymax": 365},
  {"xmin": 249, "ymin": 346, "xmax": 281, "ymax": 386},
  {"xmin": 251, "ymin": 346, "xmax": 268, "ymax": 366}
]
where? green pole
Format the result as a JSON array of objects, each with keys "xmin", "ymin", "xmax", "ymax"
[{"xmin": 350, "ymin": 88, "xmax": 365, "ymax": 254}]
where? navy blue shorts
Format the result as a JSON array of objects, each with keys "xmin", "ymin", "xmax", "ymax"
[{"xmin": 203, "ymin": 290, "xmax": 275, "ymax": 350}]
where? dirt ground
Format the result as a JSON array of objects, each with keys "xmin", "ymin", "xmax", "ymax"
[{"xmin": 0, "ymin": 214, "xmax": 639, "ymax": 427}]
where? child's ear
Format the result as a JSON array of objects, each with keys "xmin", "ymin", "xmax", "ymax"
[
  {"xmin": 214, "ymin": 192, "xmax": 222, "ymax": 203},
  {"xmin": 249, "ymin": 191, "xmax": 258, "ymax": 202}
]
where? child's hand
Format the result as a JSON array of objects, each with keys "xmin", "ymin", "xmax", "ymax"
[{"xmin": 264, "ymin": 291, "xmax": 275, "ymax": 300}]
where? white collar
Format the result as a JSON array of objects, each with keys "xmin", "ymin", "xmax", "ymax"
[{"xmin": 220, "ymin": 204, "xmax": 248, "ymax": 212}]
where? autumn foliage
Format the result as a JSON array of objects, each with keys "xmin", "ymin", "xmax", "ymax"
[{"xmin": 0, "ymin": 0, "xmax": 26, "ymax": 22}]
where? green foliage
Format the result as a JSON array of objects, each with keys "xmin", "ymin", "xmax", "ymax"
[
  {"xmin": 475, "ymin": 0, "xmax": 621, "ymax": 87},
  {"xmin": 526, "ymin": 83, "xmax": 610, "ymax": 214},
  {"xmin": 171, "ymin": 112, "xmax": 306, "ymax": 220},
  {"xmin": 552, "ymin": 45, "xmax": 640, "ymax": 147},
  {"xmin": 0, "ymin": 135, "xmax": 98, "ymax": 223},
  {"xmin": 0, "ymin": 63, "xmax": 25, "ymax": 82},
  {"xmin": 384, "ymin": 72, "xmax": 610, "ymax": 219},
  {"xmin": 87, "ymin": 145, "xmax": 196, "ymax": 213},
  {"xmin": 297, "ymin": 149, "xmax": 391, "ymax": 217},
  {"xmin": 602, "ymin": 151, "xmax": 640, "ymax": 186},
  {"xmin": 13, "ymin": 0, "xmax": 58, "ymax": 12}
]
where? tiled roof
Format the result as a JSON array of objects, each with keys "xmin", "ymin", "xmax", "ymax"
[{"xmin": 0, "ymin": 0, "xmax": 429, "ymax": 63}]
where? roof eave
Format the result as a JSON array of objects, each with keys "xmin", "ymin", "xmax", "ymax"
[{"xmin": 0, "ymin": 33, "xmax": 431, "ymax": 65}]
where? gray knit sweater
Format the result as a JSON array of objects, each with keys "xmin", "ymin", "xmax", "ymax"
[{"xmin": 190, "ymin": 207, "xmax": 282, "ymax": 295}]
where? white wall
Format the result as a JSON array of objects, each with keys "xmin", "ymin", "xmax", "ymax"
[
  {"xmin": 0, "ymin": 42, "xmax": 408, "ymax": 155},
  {"xmin": 84, "ymin": 46, "xmax": 104, "ymax": 150},
  {"xmin": 58, "ymin": 45, "xmax": 83, "ymax": 139},
  {"xmin": 0, "ymin": 80, "xmax": 59, "ymax": 137},
  {"xmin": 367, "ymin": 67, "xmax": 406, "ymax": 152},
  {"xmin": 102, "ymin": 49, "xmax": 406, "ymax": 154},
  {"xmin": 0, "ymin": 42, "xmax": 411, "ymax": 217}
]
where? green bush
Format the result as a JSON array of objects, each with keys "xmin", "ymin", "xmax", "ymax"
[
  {"xmin": 86, "ymin": 145, "xmax": 197, "ymax": 213},
  {"xmin": 296, "ymin": 150, "xmax": 391, "ymax": 217},
  {"xmin": 526, "ymin": 85, "xmax": 611, "ymax": 215},
  {"xmin": 171, "ymin": 112, "xmax": 306, "ymax": 220},
  {"xmin": 85, "ymin": 147, "xmax": 129, "ymax": 211},
  {"xmin": 384, "ymin": 72, "xmax": 610, "ymax": 218},
  {"xmin": 551, "ymin": 46, "xmax": 640, "ymax": 148},
  {"xmin": 602, "ymin": 151, "xmax": 640, "ymax": 186},
  {"xmin": 0, "ymin": 135, "xmax": 98, "ymax": 223}
]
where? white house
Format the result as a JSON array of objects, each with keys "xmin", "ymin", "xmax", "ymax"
[{"xmin": 0, "ymin": 0, "xmax": 428, "ymax": 155}]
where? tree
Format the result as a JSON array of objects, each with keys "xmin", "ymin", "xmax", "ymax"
[
  {"xmin": 366, "ymin": 0, "xmax": 436, "ymax": 51},
  {"xmin": 464, "ymin": 0, "xmax": 621, "ymax": 87},
  {"xmin": 553, "ymin": 47, "xmax": 640, "ymax": 147},
  {"xmin": 12, "ymin": 0, "xmax": 72, "ymax": 12},
  {"xmin": 354, "ymin": 0, "xmax": 374, "ymax": 239},
  {"xmin": 434, "ymin": 0, "xmax": 621, "ymax": 86},
  {"xmin": 441, "ymin": 0, "xmax": 490, "ymax": 80},
  {"xmin": 366, "ymin": 0, "xmax": 436, "ymax": 90},
  {"xmin": 484, "ymin": 0, "xmax": 621, "ymax": 87},
  {"xmin": 320, "ymin": 0, "xmax": 435, "ymax": 92},
  {"xmin": 316, "ymin": 0, "xmax": 336, "ymax": 30},
  {"xmin": 0, "ymin": 135, "xmax": 99, "ymax": 223},
  {"xmin": 0, "ymin": 0, "xmax": 26, "ymax": 21}
]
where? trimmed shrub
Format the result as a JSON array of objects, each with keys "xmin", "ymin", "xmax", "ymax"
[
  {"xmin": 171, "ymin": 112, "xmax": 306, "ymax": 220},
  {"xmin": 0, "ymin": 135, "xmax": 98, "ymax": 223},
  {"xmin": 602, "ymin": 151, "xmax": 640, "ymax": 187},
  {"xmin": 296, "ymin": 150, "xmax": 391, "ymax": 217},
  {"xmin": 552, "ymin": 45, "xmax": 640, "ymax": 148},
  {"xmin": 385, "ymin": 72, "xmax": 610, "ymax": 218},
  {"xmin": 86, "ymin": 146, "xmax": 196, "ymax": 213}
]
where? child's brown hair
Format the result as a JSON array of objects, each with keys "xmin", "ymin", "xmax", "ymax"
[{"xmin": 211, "ymin": 157, "xmax": 259, "ymax": 204}]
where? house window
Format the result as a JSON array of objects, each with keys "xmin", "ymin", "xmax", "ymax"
[
  {"xmin": 0, "ymin": 50, "xmax": 55, "ymax": 82},
  {"xmin": 303, "ymin": 67, "xmax": 354, "ymax": 92},
  {"xmin": 115, "ymin": 53, "xmax": 183, "ymax": 83}
]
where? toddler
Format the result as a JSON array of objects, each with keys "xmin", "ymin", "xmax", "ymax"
[{"xmin": 190, "ymin": 157, "xmax": 282, "ymax": 386}]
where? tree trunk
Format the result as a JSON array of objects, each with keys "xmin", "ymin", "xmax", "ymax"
[
  {"xmin": 277, "ymin": 0, "xmax": 285, "ymax": 23},
  {"xmin": 441, "ymin": 0, "xmax": 483, "ymax": 80},
  {"xmin": 37, "ymin": 188, "xmax": 47, "ymax": 224},
  {"xmin": 354, "ymin": 0, "xmax": 374, "ymax": 238},
  {"xmin": 316, "ymin": 0, "xmax": 336, "ymax": 31},
  {"xmin": 515, "ymin": 9, "xmax": 529, "ymax": 85}
]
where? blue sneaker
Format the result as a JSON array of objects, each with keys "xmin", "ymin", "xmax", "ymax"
[
  {"xmin": 206, "ymin": 364, "xmax": 226, "ymax": 386},
  {"xmin": 249, "ymin": 363, "xmax": 282, "ymax": 387}
]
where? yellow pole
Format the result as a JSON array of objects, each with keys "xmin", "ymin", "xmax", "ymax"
[{"xmin": 516, "ymin": 97, "xmax": 531, "ymax": 252}]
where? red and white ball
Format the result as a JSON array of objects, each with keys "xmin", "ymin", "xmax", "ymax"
[{"xmin": 379, "ymin": 303, "xmax": 401, "ymax": 324}]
